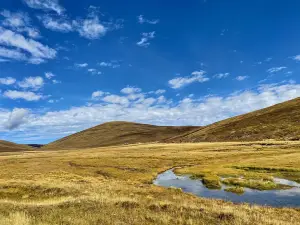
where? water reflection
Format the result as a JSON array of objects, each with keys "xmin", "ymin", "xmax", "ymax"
[{"xmin": 153, "ymin": 169, "xmax": 300, "ymax": 207}]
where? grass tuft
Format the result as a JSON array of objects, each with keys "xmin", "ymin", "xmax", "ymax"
[
  {"xmin": 224, "ymin": 186, "xmax": 245, "ymax": 195},
  {"xmin": 202, "ymin": 175, "xmax": 222, "ymax": 189}
]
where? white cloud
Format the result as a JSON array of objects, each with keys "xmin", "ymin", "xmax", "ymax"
[
  {"xmin": 98, "ymin": 61, "xmax": 120, "ymax": 68},
  {"xmin": 0, "ymin": 46, "xmax": 26, "ymax": 61},
  {"xmin": 3, "ymin": 90, "xmax": 43, "ymax": 101},
  {"xmin": 4, "ymin": 108, "xmax": 29, "ymax": 130},
  {"xmin": 75, "ymin": 63, "xmax": 88, "ymax": 68},
  {"xmin": 236, "ymin": 76, "xmax": 249, "ymax": 81},
  {"xmin": 214, "ymin": 73, "xmax": 230, "ymax": 79},
  {"xmin": 87, "ymin": 68, "xmax": 101, "ymax": 75},
  {"xmin": 154, "ymin": 89, "xmax": 166, "ymax": 95},
  {"xmin": 88, "ymin": 68, "xmax": 96, "ymax": 72},
  {"xmin": 121, "ymin": 87, "xmax": 142, "ymax": 94},
  {"xmin": 18, "ymin": 76, "xmax": 44, "ymax": 90},
  {"xmin": 1, "ymin": 83, "xmax": 299, "ymax": 142},
  {"xmin": 157, "ymin": 95, "xmax": 166, "ymax": 103},
  {"xmin": 168, "ymin": 71, "xmax": 209, "ymax": 89},
  {"xmin": 0, "ymin": 28, "xmax": 56, "ymax": 63},
  {"xmin": 292, "ymin": 55, "xmax": 300, "ymax": 61},
  {"xmin": 137, "ymin": 15, "xmax": 159, "ymax": 24},
  {"xmin": 265, "ymin": 57, "xmax": 272, "ymax": 62},
  {"xmin": 0, "ymin": 10, "xmax": 40, "ymax": 38},
  {"xmin": 37, "ymin": 7, "xmax": 109, "ymax": 40},
  {"xmin": 91, "ymin": 90, "xmax": 109, "ymax": 99},
  {"xmin": 102, "ymin": 94, "xmax": 129, "ymax": 105},
  {"xmin": 75, "ymin": 15, "xmax": 106, "ymax": 39},
  {"xmin": 22, "ymin": 0, "xmax": 65, "ymax": 15},
  {"xmin": 52, "ymin": 79, "xmax": 61, "ymax": 84},
  {"xmin": 37, "ymin": 15, "xmax": 73, "ymax": 32},
  {"xmin": 0, "ymin": 77, "xmax": 16, "ymax": 85},
  {"xmin": 45, "ymin": 72, "xmax": 55, "ymax": 79},
  {"xmin": 137, "ymin": 31, "xmax": 155, "ymax": 47},
  {"xmin": 267, "ymin": 67, "xmax": 287, "ymax": 73}
]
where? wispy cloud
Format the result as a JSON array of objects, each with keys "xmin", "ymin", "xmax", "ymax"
[
  {"xmin": 137, "ymin": 15, "xmax": 159, "ymax": 25},
  {"xmin": 0, "ymin": 10, "xmax": 40, "ymax": 38},
  {"xmin": 37, "ymin": 14, "xmax": 73, "ymax": 32},
  {"xmin": 236, "ymin": 76, "xmax": 249, "ymax": 81},
  {"xmin": 0, "ymin": 47, "xmax": 26, "ymax": 61},
  {"xmin": 214, "ymin": 73, "xmax": 230, "ymax": 79},
  {"xmin": 292, "ymin": 55, "xmax": 300, "ymax": 61},
  {"xmin": 45, "ymin": 72, "xmax": 55, "ymax": 79},
  {"xmin": 265, "ymin": 57, "xmax": 272, "ymax": 62},
  {"xmin": 75, "ymin": 63, "xmax": 88, "ymax": 68},
  {"xmin": 169, "ymin": 71, "xmax": 209, "ymax": 89},
  {"xmin": 87, "ymin": 68, "xmax": 101, "ymax": 75},
  {"xmin": 267, "ymin": 67, "xmax": 287, "ymax": 73},
  {"xmin": 38, "ymin": 9, "xmax": 107, "ymax": 39},
  {"xmin": 151, "ymin": 89, "xmax": 166, "ymax": 95},
  {"xmin": 52, "ymin": 79, "xmax": 61, "ymax": 84},
  {"xmin": 98, "ymin": 61, "xmax": 120, "ymax": 68},
  {"xmin": 121, "ymin": 86, "xmax": 142, "ymax": 94},
  {"xmin": 137, "ymin": 31, "xmax": 155, "ymax": 47},
  {"xmin": 91, "ymin": 90, "xmax": 109, "ymax": 100},
  {"xmin": 0, "ymin": 27, "xmax": 56, "ymax": 64},
  {"xmin": 22, "ymin": 0, "xmax": 65, "ymax": 15}
]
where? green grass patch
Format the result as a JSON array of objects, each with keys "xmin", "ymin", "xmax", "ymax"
[
  {"xmin": 190, "ymin": 173, "xmax": 222, "ymax": 189},
  {"xmin": 233, "ymin": 166, "xmax": 300, "ymax": 173},
  {"xmin": 202, "ymin": 175, "xmax": 222, "ymax": 189},
  {"xmin": 224, "ymin": 186, "xmax": 245, "ymax": 195},
  {"xmin": 222, "ymin": 178, "xmax": 291, "ymax": 191}
]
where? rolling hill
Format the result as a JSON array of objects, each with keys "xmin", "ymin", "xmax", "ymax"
[
  {"xmin": 44, "ymin": 121, "xmax": 199, "ymax": 149},
  {"xmin": 169, "ymin": 97, "xmax": 300, "ymax": 142},
  {"xmin": 0, "ymin": 140, "xmax": 32, "ymax": 152}
]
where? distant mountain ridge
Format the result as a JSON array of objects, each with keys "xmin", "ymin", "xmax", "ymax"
[
  {"xmin": 0, "ymin": 140, "xmax": 32, "ymax": 152},
  {"xmin": 44, "ymin": 121, "xmax": 199, "ymax": 150},
  {"xmin": 3, "ymin": 97, "xmax": 300, "ymax": 151},
  {"xmin": 168, "ymin": 97, "xmax": 300, "ymax": 143}
]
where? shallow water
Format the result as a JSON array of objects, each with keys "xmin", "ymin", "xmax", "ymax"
[{"xmin": 153, "ymin": 169, "xmax": 300, "ymax": 207}]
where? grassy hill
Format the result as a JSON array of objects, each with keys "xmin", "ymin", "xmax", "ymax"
[
  {"xmin": 169, "ymin": 97, "xmax": 300, "ymax": 142},
  {"xmin": 0, "ymin": 140, "xmax": 32, "ymax": 152},
  {"xmin": 44, "ymin": 121, "xmax": 199, "ymax": 149}
]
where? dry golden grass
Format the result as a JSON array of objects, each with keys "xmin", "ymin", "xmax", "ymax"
[{"xmin": 0, "ymin": 142, "xmax": 300, "ymax": 224}]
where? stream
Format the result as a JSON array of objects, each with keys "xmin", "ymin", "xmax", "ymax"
[{"xmin": 153, "ymin": 169, "xmax": 300, "ymax": 207}]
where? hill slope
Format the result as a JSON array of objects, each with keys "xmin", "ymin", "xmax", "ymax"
[
  {"xmin": 45, "ymin": 121, "xmax": 199, "ymax": 149},
  {"xmin": 169, "ymin": 97, "xmax": 300, "ymax": 142},
  {"xmin": 0, "ymin": 140, "xmax": 32, "ymax": 152}
]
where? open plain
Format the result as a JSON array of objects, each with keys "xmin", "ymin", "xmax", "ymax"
[{"xmin": 1, "ymin": 141, "xmax": 300, "ymax": 225}]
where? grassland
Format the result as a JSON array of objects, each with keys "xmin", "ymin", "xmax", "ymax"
[{"xmin": 0, "ymin": 141, "xmax": 300, "ymax": 225}]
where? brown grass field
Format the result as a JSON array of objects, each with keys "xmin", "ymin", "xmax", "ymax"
[{"xmin": 1, "ymin": 141, "xmax": 300, "ymax": 225}]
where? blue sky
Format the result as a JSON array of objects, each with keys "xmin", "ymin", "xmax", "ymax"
[{"xmin": 0, "ymin": 0, "xmax": 300, "ymax": 144}]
